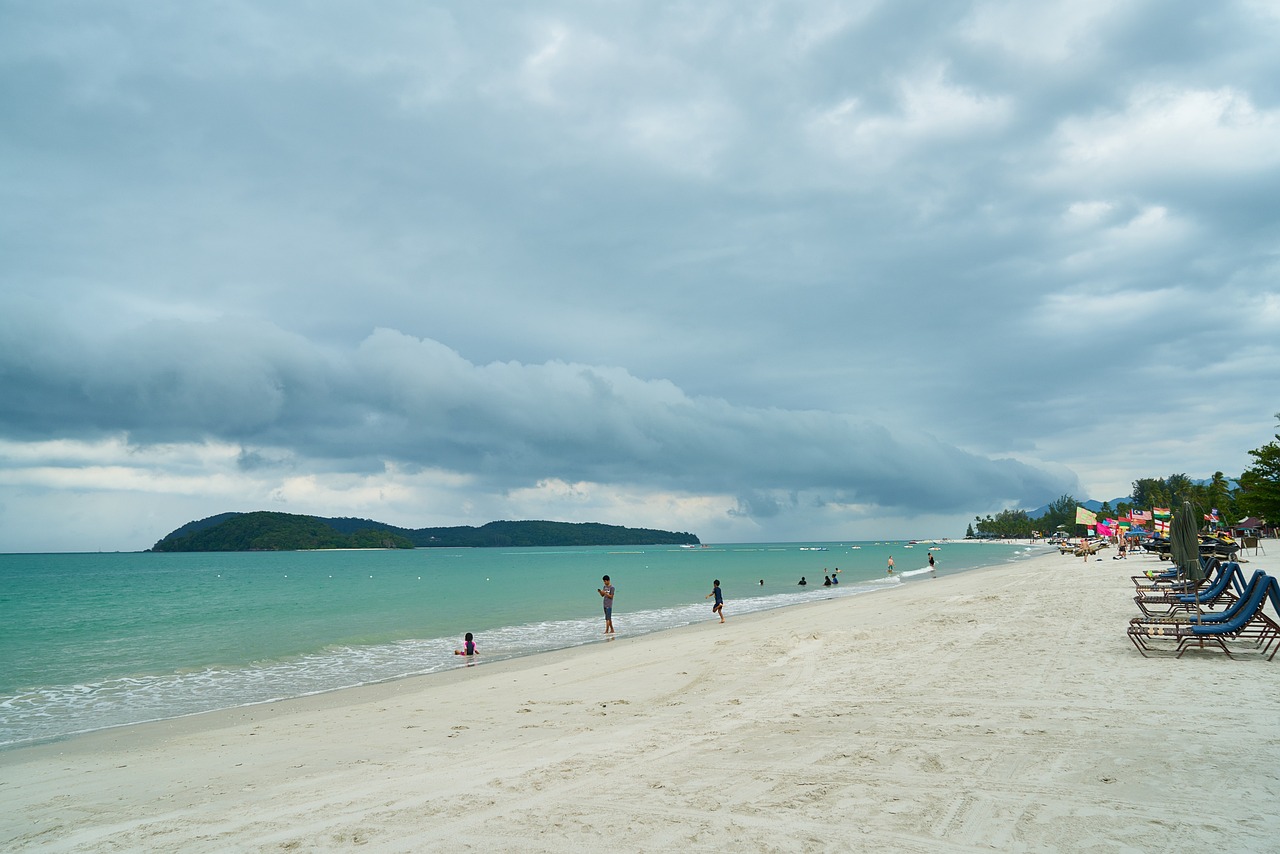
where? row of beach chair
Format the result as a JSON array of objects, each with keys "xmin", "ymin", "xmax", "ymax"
[{"xmin": 1127, "ymin": 559, "xmax": 1280, "ymax": 660}]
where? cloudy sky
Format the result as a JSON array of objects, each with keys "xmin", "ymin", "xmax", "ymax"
[{"xmin": 3, "ymin": 1, "xmax": 1279, "ymax": 553}]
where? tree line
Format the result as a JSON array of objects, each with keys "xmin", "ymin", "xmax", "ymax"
[{"xmin": 967, "ymin": 414, "xmax": 1280, "ymax": 539}]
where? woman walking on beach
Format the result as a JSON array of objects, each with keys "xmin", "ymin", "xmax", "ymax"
[{"xmin": 706, "ymin": 579, "xmax": 725, "ymax": 623}]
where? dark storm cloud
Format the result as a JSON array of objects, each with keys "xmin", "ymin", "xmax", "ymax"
[{"xmin": 0, "ymin": 318, "xmax": 1070, "ymax": 513}]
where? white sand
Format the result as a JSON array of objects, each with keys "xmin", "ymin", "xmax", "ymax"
[{"xmin": 4, "ymin": 545, "xmax": 1280, "ymax": 852}]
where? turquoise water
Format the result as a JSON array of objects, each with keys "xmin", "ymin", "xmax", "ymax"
[{"xmin": 0, "ymin": 541, "xmax": 1048, "ymax": 747}]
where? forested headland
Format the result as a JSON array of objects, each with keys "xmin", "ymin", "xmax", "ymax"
[{"xmin": 150, "ymin": 511, "xmax": 701, "ymax": 552}]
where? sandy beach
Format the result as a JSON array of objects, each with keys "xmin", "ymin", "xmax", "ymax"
[{"xmin": 4, "ymin": 544, "xmax": 1279, "ymax": 852}]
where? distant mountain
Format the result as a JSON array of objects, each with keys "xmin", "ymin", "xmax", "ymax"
[
  {"xmin": 1027, "ymin": 477, "xmax": 1240, "ymax": 519},
  {"xmin": 151, "ymin": 512, "xmax": 701, "ymax": 552},
  {"xmin": 1027, "ymin": 497, "xmax": 1133, "ymax": 519}
]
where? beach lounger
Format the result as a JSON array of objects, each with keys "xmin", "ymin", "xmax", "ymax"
[
  {"xmin": 1130, "ymin": 570, "xmax": 1265, "ymax": 623},
  {"xmin": 1133, "ymin": 562, "xmax": 1245, "ymax": 618},
  {"xmin": 1131, "ymin": 557, "xmax": 1221, "ymax": 592},
  {"xmin": 1127, "ymin": 572, "xmax": 1280, "ymax": 660},
  {"xmin": 1130, "ymin": 568, "xmax": 1261, "ymax": 628}
]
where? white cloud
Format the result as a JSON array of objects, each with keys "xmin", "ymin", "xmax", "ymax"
[
  {"xmin": 807, "ymin": 65, "xmax": 1011, "ymax": 171},
  {"xmin": 1048, "ymin": 86, "xmax": 1280, "ymax": 187},
  {"xmin": 959, "ymin": 0, "xmax": 1123, "ymax": 64}
]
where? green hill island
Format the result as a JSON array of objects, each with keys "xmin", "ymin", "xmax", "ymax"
[{"xmin": 150, "ymin": 511, "xmax": 701, "ymax": 552}]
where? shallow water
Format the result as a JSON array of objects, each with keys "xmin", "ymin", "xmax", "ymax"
[{"xmin": 0, "ymin": 540, "xmax": 1047, "ymax": 746}]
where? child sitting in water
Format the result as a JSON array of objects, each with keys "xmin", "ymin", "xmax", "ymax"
[{"xmin": 454, "ymin": 632, "xmax": 478, "ymax": 657}]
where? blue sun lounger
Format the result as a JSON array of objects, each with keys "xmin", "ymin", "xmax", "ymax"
[
  {"xmin": 1127, "ymin": 572, "xmax": 1280, "ymax": 660},
  {"xmin": 1133, "ymin": 561, "xmax": 1245, "ymax": 618}
]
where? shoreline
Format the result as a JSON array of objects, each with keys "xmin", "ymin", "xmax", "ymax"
[
  {"xmin": 5, "ymin": 544, "xmax": 1278, "ymax": 851},
  {"xmin": 0, "ymin": 541, "xmax": 1046, "ymax": 751}
]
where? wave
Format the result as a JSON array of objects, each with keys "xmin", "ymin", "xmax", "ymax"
[{"xmin": 0, "ymin": 579, "xmax": 893, "ymax": 748}]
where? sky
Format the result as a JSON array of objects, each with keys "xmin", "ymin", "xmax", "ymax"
[{"xmin": 2, "ymin": 1, "xmax": 1279, "ymax": 553}]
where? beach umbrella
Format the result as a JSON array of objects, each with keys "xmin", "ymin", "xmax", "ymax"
[{"xmin": 1170, "ymin": 500, "xmax": 1204, "ymax": 623}]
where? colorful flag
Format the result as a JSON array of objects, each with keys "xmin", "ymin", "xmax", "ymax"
[
  {"xmin": 1096, "ymin": 522, "xmax": 1114, "ymax": 537},
  {"xmin": 1154, "ymin": 518, "xmax": 1170, "ymax": 535},
  {"xmin": 1131, "ymin": 509, "xmax": 1152, "ymax": 522},
  {"xmin": 1075, "ymin": 506, "xmax": 1097, "ymax": 525},
  {"xmin": 1153, "ymin": 507, "xmax": 1171, "ymax": 520}
]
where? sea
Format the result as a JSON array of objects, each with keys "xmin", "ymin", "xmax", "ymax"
[{"xmin": 0, "ymin": 540, "xmax": 1049, "ymax": 749}]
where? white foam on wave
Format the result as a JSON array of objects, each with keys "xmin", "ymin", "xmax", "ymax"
[{"xmin": 0, "ymin": 576, "xmax": 902, "ymax": 748}]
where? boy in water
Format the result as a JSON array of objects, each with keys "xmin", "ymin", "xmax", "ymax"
[
  {"xmin": 598, "ymin": 575, "xmax": 615, "ymax": 634},
  {"xmin": 705, "ymin": 579, "xmax": 725, "ymax": 623}
]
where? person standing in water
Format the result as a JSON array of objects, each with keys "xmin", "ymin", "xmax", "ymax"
[
  {"xmin": 706, "ymin": 579, "xmax": 725, "ymax": 623},
  {"xmin": 598, "ymin": 575, "xmax": 615, "ymax": 634},
  {"xmin": 928, "ymin": 552, "xmax": 936, "ymax": 578},
  {"xmin": 887, "ymin": 555, "xmax": 895, "ymax": 575}
]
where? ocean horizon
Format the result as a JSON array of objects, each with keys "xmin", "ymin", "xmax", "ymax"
[{"xmin": 0, "ymin": 540, "xmax": 1049, "ymax": 748}]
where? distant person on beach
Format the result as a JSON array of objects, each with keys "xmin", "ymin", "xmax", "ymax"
[
  {"xmin": 798, "ymin": 576, "xmax": 807, "ymax": 586},
  {"xmin": 823, "ymin": 575, "xmax": 832, "ymax": 586},
  {"xmin": 928, "ymin": 552, "xmax": 936, "ymax": 578},
  {"xmin": 706, "ymin": 579, "xmax": 725, "ymax": 622},
  {"xmin": 598, "ymin": 575, "xmax": 615, "ymax": 634},
  {"xmin": 887, "ymin": 556, "xmax": 895, "ymax": 575},
  {"xmin": 454, "ymin": 632, "xmax": 478, "ymax": 658}
]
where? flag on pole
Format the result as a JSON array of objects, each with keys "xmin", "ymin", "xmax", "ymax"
[
  {"xmin": 1154, "ymin": 518, "xmax": 1170, "ymax": 535},
  {"xmin": 1097, "ymin": 522, "xmax": 1114, "ymax": 537},
  {"xmin": 1153, "ymin": 507, "xmax": 1171, "ymax": 520},
  {"xmin": 1131, "ymin": 509, "xmax": 1152, "ymax": 522},
  {"xmin": 1075, "ymin": 506, "xmax": 1097, "ymax": 526}
]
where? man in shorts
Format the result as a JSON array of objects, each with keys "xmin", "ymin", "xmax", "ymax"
[{"xmin": 598, "ymin": 575, "xmax": 615, "ymax": 634}]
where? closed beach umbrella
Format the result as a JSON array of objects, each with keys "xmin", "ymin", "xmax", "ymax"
[{"xmin": 1170, "ymin": 500, "xmax": 1204, "ymax": 623}]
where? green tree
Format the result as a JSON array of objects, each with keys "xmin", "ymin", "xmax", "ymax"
[
  {"xmin": 1238, "ymin": 414, "xmax": 1280, "ymax": 524},
  {"xmin": 1131, "ymin": 478, "xmax": 1168, "ymax": 510},
  {"xmin": 1203, "ymin": 471, "xmax": 1236, "ymax": 524},
  {"xmin": 975, "ymin": 509, "xmax": 1033, "ymax": 539},
  {"xmin": 1166, "ymin": 473, "xmax": 1195, "ymax": 507},
  {"xmin": 1039, "ymin": 494, "xmax": 1077, "ymax": 534}
]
